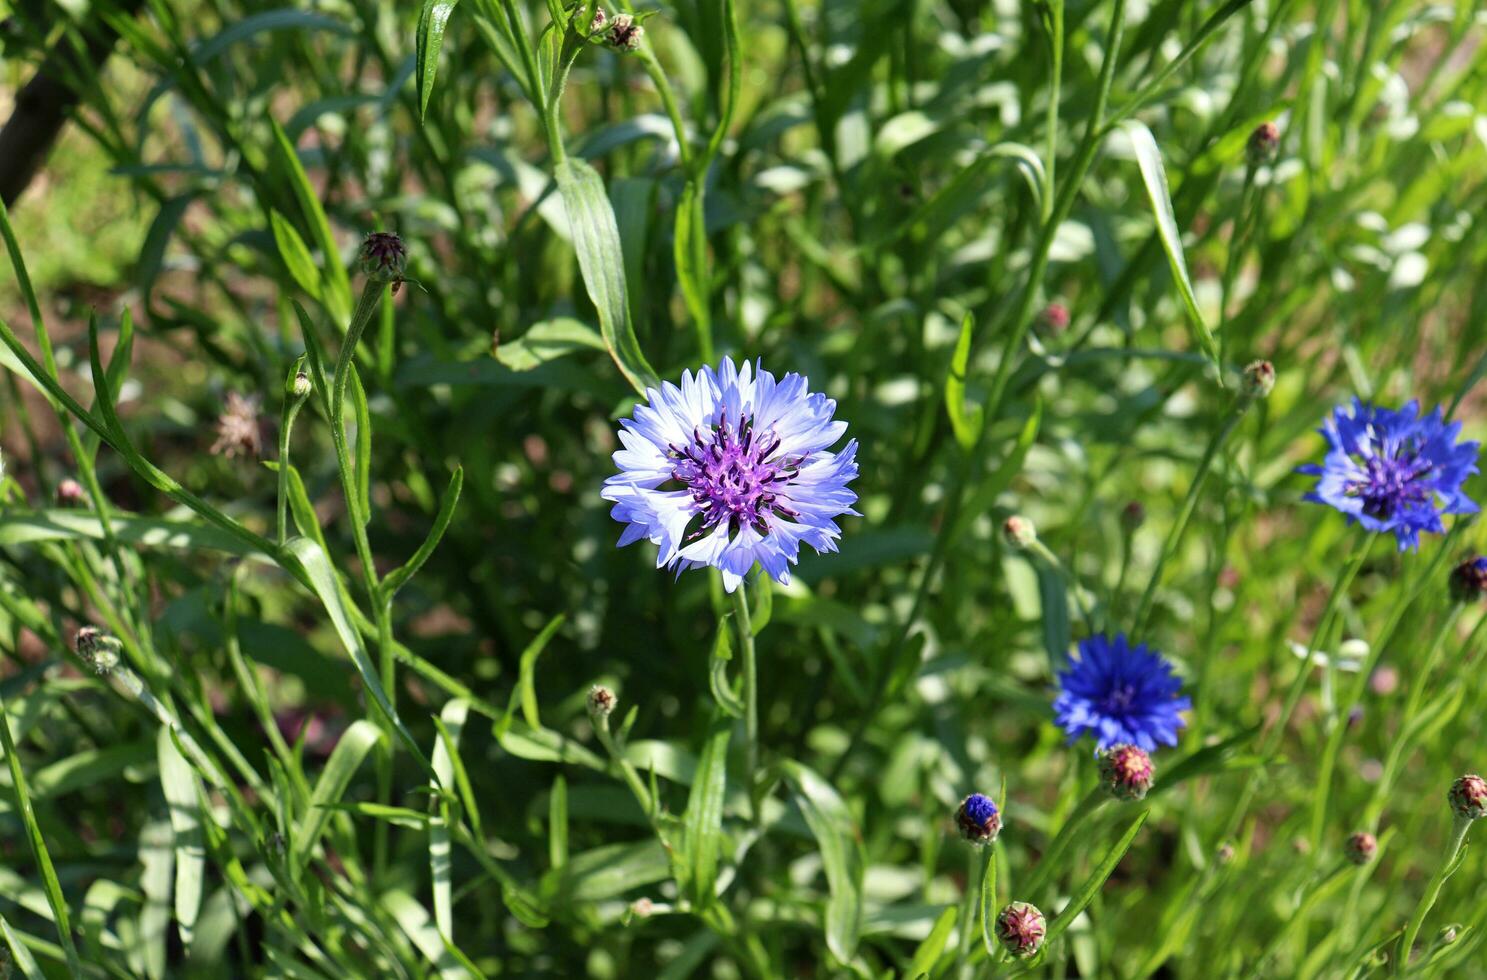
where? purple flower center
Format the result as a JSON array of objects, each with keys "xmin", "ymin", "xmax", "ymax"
[
  {"xmin": 1345, "ymin": 443, "xmax": 1434, "ymax": 519},
  {"xmin": 669, "ymin": 417, "xmax": 803, "ymax": 537},
  {"xmin": 1100, "ymin": 682, "xmax": 1138, "ymax": 714}
]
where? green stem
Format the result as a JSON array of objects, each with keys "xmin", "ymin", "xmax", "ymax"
[
  {"xmin": 0, "ymin": 686, "xmax": 83, "ymax": 975},
  {"xmin": 1131, "ymin": 396, "xmax": 1252, "ymax": 634},
  {"xmin": 277, "ymin": 365, "xmax": 310, "ymax": 546},
  {"xmin": 731, "ymin": 581, "xmax": 759, "ymax": 823},
  {"xmin": 1395, "ymin": 817, "xmax": 1473, "ymax": 973},
  {"xmin": 1221, "ymin": 535, "xmax": 1373, "ymax": 842}
]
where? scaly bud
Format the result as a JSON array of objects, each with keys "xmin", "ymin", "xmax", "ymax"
[
  {"xmin": 995, "ymin": 902, "xmax": 1046, "ymax": 958},
  {"xmin": 359, "ymin": 231, "xmax": 408, "ymax": 282},
  {"xmin": 587, "ymin": 684, "xmax": 617, "ymax": 720},
  {"xmin": 955, "ymin": 793, "xmax": 1001, "ymax": 844},
  {"xmin": 1247, "ymin": 121, "xmax": 1280, "ymax": 166},
  {"xmin": 1041, "ymin": 302, "xmax": 1069, "ymax": 332},
  {"xmin": 1241, "ymin": 359, "xmax": 1275, "ymax": 399},
  {"xmin": 606, "ymin": 13, "xmax": 643, "ymax": 51},
  {"xmin": 56, "ymin": 478, "xmax": 86, "ymax": 507},
  {"xmin": 1002, "ymin": 515, "xmax": 1036, "ymax": 549},
  {"xmin": 1448, "ymin": 557, "xmax": 1487, "ymax": 603},
  {"xmin": 1345, "ymin": 831, "xmax": 1377, "ymax": 865},
  {"xmin": 1448, "ymin": 774, "xmax": 1487, "ymax": 820},
  {"xmin": 75, "ymin": 626, "xmax": 122, "ymax": 675},
  {"xmin": 1120, "ymin": 501, "xmax": 1145, "ymax": 532},
  {"xmin": 1098, "ymin": 743, "xmax": 1155, "ymax": 801}
]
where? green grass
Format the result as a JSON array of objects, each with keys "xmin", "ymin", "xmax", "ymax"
[{"xmin": 1, "ymin": 0, "xmax": 1487, "ymax": 976}]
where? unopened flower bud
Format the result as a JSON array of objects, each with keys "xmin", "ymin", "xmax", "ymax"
[
  {"xmin": 995, "ymin": 902, "xmax": 1046, "ymax": 958},
  {"xmin": 359, "ymin": 231, "xmax": 408, "ymax": 282},
  {"xmin": 1002, "ymin": 515, "xmax": 1036, "ymax": 549},
  {"xmin": 629, "ymin": 897, "xmax": 653, "ymax": 918},
  {"xmin": 1448, "ymin": 557, "xmax": 1487, "ymax": 603},
  {"xmin": 56, "ymin": 478, "xmax": 86, "ymax": 507},
  {"xmin": 1216, "ymin": 841, "xmax": 1236, "ymax": 865},
  {"xmin": 587, "ymin": 7, "xmax": 607, "ymax": 31},
  {"xmin": 954, "ymin": 793, "xmax": 1000, "ymax": 844},
  {"xmin": 606, "ymin": 13, "xmax": 643, "ymax": 51},
  {"xmin": 1247, "ymin": 121, "xmax": 1280, "ymax": 166},
  {"xmin": 1345, "ymin": 831, "xmax": 1377, "ymax": 865},
  {"xmin": 75, "ymin": 626, "xmax": 122, "ymax": 675},
  {"xmin": 1370, "ymin": 665, "xmax": 1399, "ymax": 696},
  {"xmin": 1099, "ymin": 743, "xmax": 1155, "ymax": 801},
  {"xmin": 1438, "ymin": 924, "xmax": 1460, "ymax": 946},
  {"xmin": 587, "ymin": 684, "xmax": 616, "ymax": 720},
  {"xmin": 1120, "ymin": 501, "xmax": 1145, "ymax": 532},
  {"xmin": 290, "ymin": 370, "xmax": 312, "ymax": 399},
  {"xmin": 1041, "ymin": 302, "xmax": 1069, "ymax": 332},
  {"xmin": 1241, "ymin": 359, "xmax": 1275, "ymax": 399},
  {"xmin": 1448, "ymin": 774, "xmax": 1487, "ymax": 820}
]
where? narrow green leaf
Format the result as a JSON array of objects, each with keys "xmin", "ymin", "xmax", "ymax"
[
  {"xmin": 780, "ymin": 760, "xmax": 864, "ymax": 963},
  {"xmin": 750, "ymin": 575, "xmax": 772, "ymax": 635},
  {"xmin": 681, "ymin": 716, "xmax": 730, "ymax": 908},
  {"xmin": 416, "ymin": 0, "xmax": 462, "ymax": 120},
  {"xmin": 980, "ymin": 846, "xmax": 998, "ymax": 956},
  {"xmin": 269, "ymin": 119, "xmax": 352, "ymax": 322},
  {"xmin": 383, "ymin": 466, "xmax": 464, "ymax": 597},
  {"xmin": 945, "ymin": 312, "xmax": 984, "ymax": 450},
  {"xmin": 383, "ymin": 889, "xmax": 471, "ymax": 979},
  {"xmin": 157, "ymin": 728, "xmax": 205, "ymax": 948},
  {"xmin": 0, "ymin": 912, "xmax": 46, "ymax": 979},
  {"xmin": 430, "ymin": 699, "xmax": 468, "ymax": 942},
  {"xmin": 674, "ymin": 181, "xmax": 712, "ymax": 359},
  {"xmin": 0, "ymin": 688, "xmax": 82, "ymax": 974},
  {"xmin": 707, "ymin": 617, "xmax": 745, "ymax": 719},
  {"xmin": 554, "ymin": 158, "xmax": 659, "ymax": 395},
  {"xmin": 269, "ymin": 209, "xmax": 323, "ymax": 298},
  {"xmin": 1045, "ymin": 810, "xmax": 1150, "ymax": 944},
  {"xmin": 285, "ymin": 537, "xmax": 436, "ymax": 780},
  {"xmin": 291, "ymin": 720, "xmax": 384, "ymax": 872},
  {"xmin": 549, "ymin": 774, "xmax": 569, "ymax": 871},
  {"xmin": 514, "ymin": 614, "xmax": 565, "ymax": 730},
  {"xmin": 908, "ymin": 906, "xmax": 957, "ymax": 978},
  {"xmin": 1117, "ymin": 120, "xmax": 1218, "ymax": 366}
]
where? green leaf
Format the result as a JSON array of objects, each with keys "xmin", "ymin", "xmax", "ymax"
[
  {"xmin": 543, "ymin": 840, "xmax": 671, "ymax": 904},
  {"xmin": 383, "ymin": 466, "xmax": 465, "ymax": 597},
  {"xmin": 268, "ymin": 119, "xmax": 353, "ymax": 323},
  {"xmin": 548, "ymin": 773, "xmax": 569, "ymax": 871},
  {"xmin": 945, "ymin": 312, "xmax": 984, "ymax": 450},
  {"xmin": 1117, "ymin": 120, "xmax": 1218, "ymax": 366},
  {"xmin": 290, "ymin": 720, "xmax": 384, "ymax": 873},
  {"xmin": 553, "ymin": 158, "xmax": 659, "ymax": 396},
  {"xmin": 416, "ymin": 0, "xmax": 462, "ymax": 121},
  {"xmin": 269, "ymin": 209, "xmax": 323, "ymax": 298},
  {"xmin": 430, "ymin": 699, "xmax": 468, "ymax": 943},
  {"xmin": 674, "ymin": 181, "xmax": 712, "ymax": 358},
  {"xmin": 511, "ymin": 614, "xmax": 565, "ymax": 730},
  {"xmin": 707, "ymin": 617, "xmax": 745, "ymax": 719},
  {"xmin": 382, "ymin": 888, "xmax": 471, "ymax": 979},
  {"xmin": 780, "ymin": 760, "xmax": 864, "ymax": 964},
  {"xmin": 0, "ymin": 912, "xmax": 46, "ymax": 979},
  {"xmin": 681, "ymin": 716, "xmax": 730, "ymax": 908},
  {"xmin": 347, "ymin": 365, "xmax": 372, "ymax": 522},
  {"xmin": 285, "ymin": 537, "xmax": 436, "ymax": 779},
  {"xmin": 1045, "ymin": 810, "xmax": 1149, "ymax": 944},
  {"xmin": 907, "ymin": 905, "xmax": 957, "ymax": 978},
  {"xmin": 0, "ymin": 509, "xmax": 265, "ymax": 557},
  {"xmin": 494, "ymin": 318, "xmax": 605, "ymax": 371},
  {"xmin": 157, "ymin": 729, "xmax": 204, "ymax": 948},
  {"xmin": 980, "ymin": 846, "xmax": 998, "ymax": 956}
]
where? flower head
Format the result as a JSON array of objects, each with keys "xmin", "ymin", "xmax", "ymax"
[
  {"xmin": 601, "ymin": 358, "xmax": 858, "ymax": 591},
  {"xmin": 955, "ymin": 793, "xmax": 1000, "ymax": 843},
  {"xmin": 1247, "ymin": 121, "xmax": 1280, "ymax": 165},
  {"xmin": 1298, "ymin": 399, "xmax": 1479, "ymax": 551},
  {"xmin": 75, "ymin": 626, "xmax": 121, "ymax": 675},
  {"xmin": 56, "ymin": 478, "xmax": 86, "ymax": 507},
  {"xmin": 1120, "ymin": 501, "xmax": 1146, "ymax": 532},
  {"xmin": 1054, "ymin": 634, "xmax": 1190, "ymax": 752},
  {"xmin": 1041, "ymin": 302, "xmax": 1069, "ymax": 331},
  {"xmin": 1098, "ymin": 743, "xmax": 1155, "ymax": 800},
  {"xmin": 995, "ymin": 902, "xmax": 1046, "ymax": 958},
  {"xmin": 587, "ymin": 685, "xmax": 616, "ymax": 720},
  {"xmin": 1449, "ymin": 557, "xmax": 1487, "ymax": 603},
  {"xmin": 1448, "ymin": 774, "xmax": 1487, "ymax": 820},
  {"xmin": 1002, "ymin": 515, "xmax": 1036, "ymax": 549},
  {"xmin": 211, "ymin": 392, "xmax": 264, "ymax": 459},
  {"xmin": 1242, "ymin": 359, "xmax": 1275, "ymax": 399},
  {"xmin": 606, "ymin": 13, "xmax": 643, "ymax": 50},
  {"xmin": 359, "ymin": 231, "xmax": 407, "ymax": 282},
  {"xmin": 1345, "ymin": 831, "xmax": 1377, "ymax": 865}
]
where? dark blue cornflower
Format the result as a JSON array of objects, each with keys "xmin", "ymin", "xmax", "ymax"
[
  {"xmin": 1298, "ymin": 399, "xmax": 1479, "ymax": 552},
  {"xmin": 601, "ymin": 358, "xmax": 859, "ymax": 591},
  {"xmin": 1053, "ymin": 634, "xmax": 1190, "ymax": 752},
  {"xmin": 955, "ymin": 793, "xmax": 1000, "ymax": 843}
]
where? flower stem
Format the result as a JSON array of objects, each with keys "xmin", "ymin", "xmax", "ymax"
[
  {"xmin": 1394, "ymin": 816, "xmax": 1473, "ymax": 973},
  {"xmin": 1132, "ymin": 395, "xmax": 1252, "ymax": 635},
  {"xmin": 732, "ymin": 580, "xmax": 760, "ymax": 823}
]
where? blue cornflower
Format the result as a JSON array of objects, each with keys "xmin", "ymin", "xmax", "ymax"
[
  {"xmin": 601, "ymin": 358, "xmax": 859, "ymax": 591},
  {"xmin": 1298, "ymin": 399, "xmax": 1479, "ymax": 551},
  {"xmin": 955, "ymin": 793, "xmax": 1001, "ymax": 843},
  {"xmin": 1053, "ymin": 634, "xmax": 1190, "ymax": 752}
]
